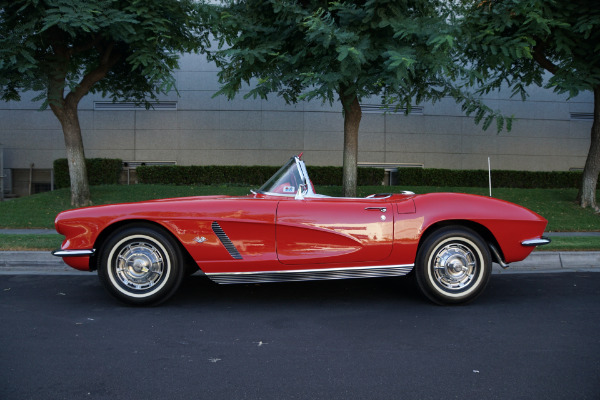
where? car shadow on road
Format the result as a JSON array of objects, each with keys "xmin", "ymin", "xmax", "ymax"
[
  {"xmin": 170, "ymin": 274, "xmax": 425, "ymax": 308},
  {"xmin": 170, "ymin": 272, "xmax": 600, "ymax": 310},
  {"xmin": 6, "ymin": 272, "xmax": 588, "ymax": 310}
]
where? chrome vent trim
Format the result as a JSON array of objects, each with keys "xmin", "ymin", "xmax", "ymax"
[
  {"xmin": 212, "ymin": 221, "xmax": 243, "ymax": 260},
  {"xmin": 206, "ymin": 264, "xmax": 413, "ymax": 285}
]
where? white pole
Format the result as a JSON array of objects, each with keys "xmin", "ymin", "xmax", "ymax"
[{"xmin": 488, "ymin": 157, "xmax": 492, "ymax": 197}]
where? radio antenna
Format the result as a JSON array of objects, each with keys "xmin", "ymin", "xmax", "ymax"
[{"xmin": 488, "ymin": 157, "xmax": 492, "ymax": 197}]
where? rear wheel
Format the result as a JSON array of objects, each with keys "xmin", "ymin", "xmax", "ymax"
[
  {"xmin": 98, "ymin": 225, "xmax": 184, "ymax": 306},
  {"xmin": 415, "ymin": 227, "xmax": 491, "ymax": 305}
]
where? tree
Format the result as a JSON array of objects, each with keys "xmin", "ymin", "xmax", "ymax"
[
  {"xmin": 0, "ymin": 0, "xmax": 209, "ymax": 206},
  {"xmin": 210, "ymin": 0, "xmax": 506, "ymax": 197},
  {"xmin": 461, "ymin": 0, "xmax": 600, "ymax": 210}
]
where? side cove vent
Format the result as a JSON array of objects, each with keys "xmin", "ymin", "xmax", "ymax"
[{"xmin": 211, "ymin": 221, "xmax": 243, "ymax": 260}]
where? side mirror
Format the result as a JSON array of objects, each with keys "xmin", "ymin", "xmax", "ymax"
[{"xmin": 295, "ymin": 184, "xmax": 308, "ymax": 200}]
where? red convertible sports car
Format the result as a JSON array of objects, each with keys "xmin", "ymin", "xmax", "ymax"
[{"xmin": 53, "ymin": 154, "xmax": 550, "ymax": 305}]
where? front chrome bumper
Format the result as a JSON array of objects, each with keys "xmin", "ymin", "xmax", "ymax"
[
  {"xmin": 51, "ymin": 249, "xmax": 96, "ymax": 257},
  {"xmin": 521, "ymin": 237, "xmax": 551, "ymax": 247}
]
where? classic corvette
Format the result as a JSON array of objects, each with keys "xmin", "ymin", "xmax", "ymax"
[{"xmin": 53, "ymin": 154, "xmax": 550, "ymax": 305}]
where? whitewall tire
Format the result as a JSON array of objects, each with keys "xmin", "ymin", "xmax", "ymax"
[
  {"xmin": 98, "ymin": 225, "xmax": 184, "ymax": 305},
  {"xmin": 415, "ymin": 227, "xmax": 492, "ymax": 305}
]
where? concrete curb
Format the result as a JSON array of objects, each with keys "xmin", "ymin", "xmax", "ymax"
[
  {"xmin": 493, "ymin": 251, "xmax": 600, "ymax": 274},
  {"xmin": 0, "ymin": 250, "xmax": 599, "ymax": 276},
  {"xmin": 0, "ymin": 251, "xmax": 89, "ymax": 275}
]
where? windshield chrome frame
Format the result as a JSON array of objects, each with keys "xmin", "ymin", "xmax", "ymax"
[{"xmin": 257, "ymin": 155, "xmax": 317, "ymax": 198}]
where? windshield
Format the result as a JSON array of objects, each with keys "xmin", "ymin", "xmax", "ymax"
[{"xmin": 258, "ymin": 157, "xmax": 305, "ymax": 195}]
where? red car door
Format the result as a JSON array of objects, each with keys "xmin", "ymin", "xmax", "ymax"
[{"xmin": 276, "ymin": 198, "xmax": 394, "ymax": 265}]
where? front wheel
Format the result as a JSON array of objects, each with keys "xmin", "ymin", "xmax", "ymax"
[
  {"xmin": 415, "ymin": 227, "xmax": 492, "ymax": 305},
  {"xmin": 98, "ymin": 225, "xmax": 185, "ymax": 306}
]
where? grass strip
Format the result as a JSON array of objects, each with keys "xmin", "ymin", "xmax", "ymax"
[
  {"xmin": 0, "ymin": 234, "xmax": 63, "ymax": 251},
  {"xmin": 539, "ymin": 236, "xmax": 600, "ymax": 252},
  {"xmin": 0, "ymin": 185, "xmax": 253, "ymax": 229},
  {"xmin": 0, "ymin": 184, "xmax": 598, "ymax": 232}
]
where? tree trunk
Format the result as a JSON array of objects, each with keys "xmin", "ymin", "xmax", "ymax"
[
  {"xmin": 576, "ymin": 86, "xmax": 600, "ymax": 212},
  {"xmin": 51, "ymin": 103, "xmax": 91, "ymax": 207},
  {"xmin": 341, "ymin": 89, "xmax": 362, "ymax": 197},
  {"xmin": 44, "ymin": 37, "xmax": 119, "ymax": 208}
]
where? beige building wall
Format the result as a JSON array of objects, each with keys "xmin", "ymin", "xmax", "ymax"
[{"xmin": 0, "ymin": 53, "xmax": 594, "ymax": 195}]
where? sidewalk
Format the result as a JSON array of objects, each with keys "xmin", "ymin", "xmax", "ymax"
[{"xmin": 0, "ymin": 250, "xmax": 598, "ymax": 275}]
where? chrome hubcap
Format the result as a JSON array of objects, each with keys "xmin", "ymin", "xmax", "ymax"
[
  {"xmin": 115, "ymin": 242, "xmax": 164, "ymax": 291},
  {"xmin": 433, "ymin": 243, "xmax": 477, "ymax": 290}
]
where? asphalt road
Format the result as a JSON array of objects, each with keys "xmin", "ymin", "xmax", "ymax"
[{"xmin": 1, "ymin": 272, "xmax": 599, "ymax": 400}]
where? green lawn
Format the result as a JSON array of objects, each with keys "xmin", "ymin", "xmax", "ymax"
[
  {"xmin": 1, "ymin": 184, "xmax": 599, "ymax": 231},
  {"xmin": 0, "ymin": 185, "xmax": 252, "ymax": 229},
  {"xmin": 541, "ymin": 236, "xmax": 600, "ymax": 252},
  {"xmin": 0, "ymin": 184, "xmax": 598, "ymax": 251},
  {"xmin": 0, "ymin": 234, "xmax": 63, "ymax": 251}
]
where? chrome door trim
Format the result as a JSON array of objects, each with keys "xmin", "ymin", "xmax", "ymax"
[{"xmin": 206, "ymin": 264, "xmax": 414, "ymax": 284}]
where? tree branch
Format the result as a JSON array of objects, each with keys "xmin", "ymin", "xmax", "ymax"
[
  {"xmin": 532, "ymin": 40, "xmax": 559, "ymax": 75},
  {"xmin": 71, "ymin": 34, "xmax": 103, "ymax": 55},
  {"xmin": 46, "ymin": 27, "xmax": 70, "ymax": 113},
  {"xmin": 65, "ymin": 42, "xmax": 121, "ymax": 107}
]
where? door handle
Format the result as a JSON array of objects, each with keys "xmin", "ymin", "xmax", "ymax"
[{"xmin": 365, "ymin": 207, "xmax": 387, "ymax": 213}]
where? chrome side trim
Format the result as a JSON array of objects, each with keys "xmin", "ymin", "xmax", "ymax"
[
  {"xmin": 206, "ymin": 264, "xmax": 414, "ymax": 284},
  {"xmin": 522, "ymin": 237, "xmax": 552, "ymax": 247},
  {"xmin": 52, "ymin": 249, "xmax": 96, "ymax": 257},
  {"xmin": 365, "ymin": 193, "xmax": 393, "ymax": 199},
  {"xmin": 489, "ymin": 243, "xmax": 509, "ymax": 269},
  {"xmin": 212, "ymin": 221, "xmax": 243, "ymax": 260}
]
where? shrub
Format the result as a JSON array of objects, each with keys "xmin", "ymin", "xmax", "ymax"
[
  {"xmin": 136, "ymin": 165, "xmax": 280, "ymax": 186},
  {"xmin": 54, "ymin": 158, "xmax": 123, "ymax": 188},
  {"xmin": 137, "ymin": 165, "xmax": 384, "ymax": 186}
]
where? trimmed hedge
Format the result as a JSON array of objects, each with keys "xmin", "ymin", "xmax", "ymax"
[
  {"xmin": 54, "ymin": 158, "xmax": 123, "ymax": 189},
  {"xmin": 52, "ymin": 158, "xmax": 587, "ymax": 190},
  {"xmin": 137, "ymin": 165, "xmax": 385, "ymax": 186},
  {"xmin": 136, "ymin": 165, "xmax": 279, "ymax": 186},
  {"xmin": 395, "ymin": 168, "xmax": 585, "ymax": 189},
  {"xmin": 310, "ymin": 166, "xmax": 386, "ymax": 186}
]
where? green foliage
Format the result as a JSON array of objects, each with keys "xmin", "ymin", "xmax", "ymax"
[
  {"xmin": 210, "ymin": 0, "xmax": 509, "ymax": 129},
  {"xmin": 1, "ymin": 0, "xmax": 212, "ymax": 206},
  {"xmin": 0, "ymin": 0, "xmax": 211, "ymax": 106},
  {"xmin": 396, "ymin": 168, "xmax": 586, "ymax": 189},
  {"xmin": 460, "ymin": 0, "xmax": 600, "ymax": 209},
  {"xmin": 137, "ymin": 165, "xmax": 384, "ymax": 186},
  {"xmin": 54, "ymin": 158, "xmax": 122, "ymax": 188},
  {"xmin": 460, "ymin": 0, "xmax": 600, "ymax": 98}
]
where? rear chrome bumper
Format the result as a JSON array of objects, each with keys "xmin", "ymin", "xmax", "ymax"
[
  {"xmin": 521, "ymin": 237, "xmax": 551, "ymax": 247},
  {"xmin": 52, "ymin": 249, "xmax": 96, "ymax": 257}
]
